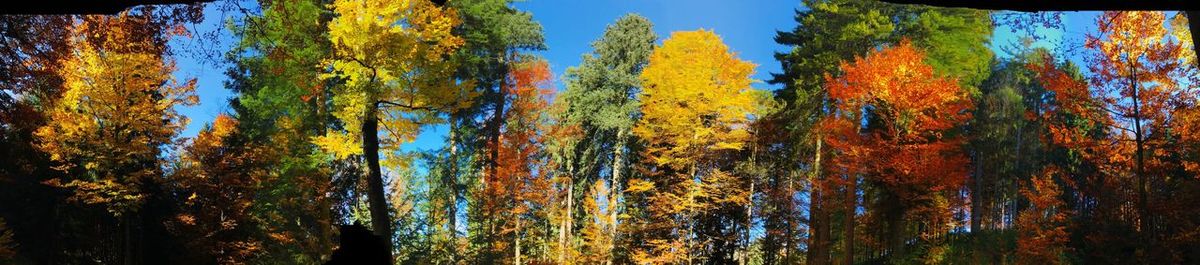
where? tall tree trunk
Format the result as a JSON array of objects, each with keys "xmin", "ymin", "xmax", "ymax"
[
  {"xmin": 609, "ymin": 129, "xmax": 626, "ymax": 265},
  {"xmin": 744, "ymin": 181, "xmax": 754, "ymax": 265},
  {"xmin": 808, "ymin": 137, "xmax": 829, "ymax": 265},
  {"xmin": 490, "ymin": 57, "xmax": 510, "ymax": 194},
  {"xmin": 362, "ymin": 104, "xmax": 393, "ymax": 262},
  {"xmin": 970, "ymin": 150, "xmax": 982, "ymax": 232},
  {"xmin": 565, "ymin": 172, "xmax": 574, "ymax": 263},
  {"xmin": 447, "ymin": 120, "xmax": 460, "ymax": 262},
  {"xmin": 515, "ymin": 217, "xmax": 522, "ymax": 265},
  {"xmin": 886, "ymin": 196, "xmax": 905, "ymax": 261},
  {"xmin": 1130, "ymin": 62, "xmax": 1150, "ymax": 264},
  {"xmin": 486, "ymin": 57, "xmax": 510, "ymax": 262},
  {"xmin": 843, "ymin": 175, "xmax": 855, "ymax": 265},
  {"xmin": 784, "ymin": 170, "xmax": 796, "ymax": 264}
]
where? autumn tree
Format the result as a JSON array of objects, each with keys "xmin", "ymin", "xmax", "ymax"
[
  {"xmin": 821, "ymin": 40, "xmax": 973, "ymax": 261},
  {"xmin": 480, "ymin": 58, "xmax": 555, "ymax": 264},
  {"xmin": 167, "ymin": 115, "xmax": 265, "ymax": 264},
  {"xmin": 1084, "ymin": 12, "xmax": 1189, "ymax": 253},
  {"xmin": 1027, "ymin": 11, "xmax": 1198, "ymax": 263},
  {"xmin": 770, "ymin": 2, "xmax": 991, "ymax": 263},
  {"xmin": 33, "ymin": 9, "xmax": 199, "ymax": 264},
  {"xmin": 441, "ymin": 1, "xmax": 546, "ymax": 261},
  {"xmin": 769, "ymin": 2, "xmax": 894, "ymax": 263},
  {"xmin": 577, "ymin": 179, "xmax": 616, "ymax": 264},
  {"xmin": 1015, "ymin": 166, "xmax": 1071, "ymax": 264},
  {"xmin": 0, "ymin": 14, "xmax": 73, "ymax": 263},
  {"xmin": 224, "ymin": 0, "xmax": 343, "ymax": 261},
  {"xmin": 318, "ymin": 0, "xmax": 469, "ymax": 257},
  {"xmin": 629, "ymin": 29, "xmax": 765, "ymax": 264}
]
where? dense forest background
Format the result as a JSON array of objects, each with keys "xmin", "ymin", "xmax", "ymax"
[{"xmin": 1, "ymin": 0, "xmax": 1198, "ymax": 264}]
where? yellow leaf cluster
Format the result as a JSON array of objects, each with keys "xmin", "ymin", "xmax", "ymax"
[
  {"xmin": 36, "ymin": 13, "xmax": 196, "ymax": 216},
  {"xmin": 635, "ymin": 29, "xmax": 763, "ymax": 170},
  {"xmin": 631, "ymin": 29, "xmax": 762, "ymax": 264},
  {"xmin": 320, "ymin": 0, "xmax": 473, "ymax": 171}
]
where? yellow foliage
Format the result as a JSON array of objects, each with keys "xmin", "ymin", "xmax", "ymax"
[
  {"xmin": 631, "ymin": 29, "xmax": 762, "ymax": 264},
  {"xmin": 625, "ymin": 178, "xmax": 655, "ymax": 193},
  {"xmin": 320, "ymin": 0, "xmax": 473, "ymax": 171},
  {"xmin": 36, "ymin": 13, "xmax": 196, "ymax": 217},
  {"xmin": 1171, "ymin": 13, "xmax": 1195, "ymax": 66},
  {"xmin": 312, "ymin": 130, "xmax": 362, "ymax": 159},
  {"xmin": 636, "ymin": 29, "xmax": 763, "ymax": 170}
]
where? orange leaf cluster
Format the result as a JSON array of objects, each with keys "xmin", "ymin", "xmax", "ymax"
[
  {"xmin": 1016, "ymin": 166, "xmax": 1071, "ymax": 264},
  {"xmin": 822, "ymin": 40, "xmax": 973, "ymax": 197}
]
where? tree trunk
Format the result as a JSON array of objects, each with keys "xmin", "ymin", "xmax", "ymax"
[
  {"xmin": 447, "ymin": 120, "xmax": 460, "ymax": 262},
  {"xmin": 515, "ymin": 217, "xmax": 522, "ymax": 265},
  {"xmin": 490, "ymin": 56, "xmax": 510, "ymax": 195},
  {"xmin": 971, "ymin": 150, "xmax": 982, "ymax": 232},
  {"xmin": 744, "ymin": 181, "xmax": 754, "ymax": 265},
  {"xmin": 887, "ymin": 197, "xmax": 905, "ymax": 261},
  {"xmin": 784, "ymin": 170, "xmax": 796, "ymax": 264},
  {"xmin": 1130, "ymin": 62, "xmax": 1150, "ymax": 264},
  {"xmin": 609, "ymin": 129, "xmax": 626, "ymax": 265},
  {"xmin": 843, "ymin": 175, "xmax": 855, "ymax": 265},
  {"xmin": 808, "ymin": 137, "xmax": 829, "ymax": 265},
  {"xmin": 362, "ymin": 104, "xmax": 393, "ymax": 262},
  {"xmin": 565, "ymin": 173, "xmax": 574, "ymax": 263}
]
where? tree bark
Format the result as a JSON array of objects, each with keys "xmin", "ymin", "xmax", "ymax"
[
  {"xmin": 843, "ymin": 175, "xmax": 855, "ymax": 265},
  {"xmin": 609, "ymin": 129, "xmax": 626, "ymax": 265},
  {"xmin": 808, "ymin": 137, "xmax": 829, "ymax": 265},
  {"xmin": 1131, "ymin": 60, "xmax": 1150, "ymax": 264},
  {"xmin": 970, "ymin": 150, "xmax": 982, "ymax": 232},
  {"xmin": 515, "ymin": 217, "xmax": 522, "ymax": 265},
  {"xmin": 362, "ymin": 104, "xmax": 393, "ymax": 262},
  {"xmin": 565, "ymin": 172, "xmax": 574, "ymax": 263},
  {"xmin": 886, "ymin": 196, "xmax": 906, "ymax": 261},
  {"xmin": 446, "ymin": 120, "xmax": 460, "ymax": 262}
]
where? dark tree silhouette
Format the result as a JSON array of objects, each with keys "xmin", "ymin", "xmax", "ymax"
[{"xmin": 324, "ymin": 223, "xmax": 390, "ymax": 265}]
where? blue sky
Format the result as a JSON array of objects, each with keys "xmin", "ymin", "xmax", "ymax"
[{"xmin": 170, "ymin": 2, "xmax": 1105, "ymax": 158}]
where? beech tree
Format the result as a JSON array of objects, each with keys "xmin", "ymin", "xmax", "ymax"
[
  {"xmin": 317, "ymin": 0, "xmax": 470, "ymax": 257},
  {"xmin": 1028, "ymin": 11, "xmax": 1199, "ymax": 262},
  {"xmin": 822, "ymin": 40, "xmax": 973, "ymax": 259},
  {"xmin": 630, "ymin": 29, "xmax": 766, "ymax": 264},
  {"xmin": 168, "ymin": 115, "xmax": 265, "ymax": 264},
  {"xmin": 1016, "ymin": 166, "xmax": 1071, "ymax": 265}
]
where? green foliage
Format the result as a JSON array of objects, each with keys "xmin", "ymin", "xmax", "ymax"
[
  {"xmin": 553, "ymin": 15, "xmax": 655, "ymax": 262},
  {"xmin": 444, "ymin": 0, "xmax": 547, "ymax": 262},
  {"xmin": 225, "ymin": 0, "xmax": 339, "ymax": 262},
  {"xmin": 896, "ymin": 7, "xmax": 994, "ymax": 92}
]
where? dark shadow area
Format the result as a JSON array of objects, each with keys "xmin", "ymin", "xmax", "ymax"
[{"xmin": 324, "ymin": 223, "xmax": 390, "ymax": 265}]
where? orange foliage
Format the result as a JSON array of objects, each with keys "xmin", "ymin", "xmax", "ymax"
[
  {"xmin": 36, "ymin": 12, "xmax": 197, "ymax": 217},
  {"xmin": 169, "ymin": 115, "xmax": 267, "ymax": 264},
  {"xmin": 482, "ymin": 58, "xmax": 555, "ymax": 263},
  {"xmin": 822, "ymin": 40, "xmax": 973, "ymax": 199},
  {"xmin": 1016, "ymin": 166, "xmax": 1071, "ymax": 264}
]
